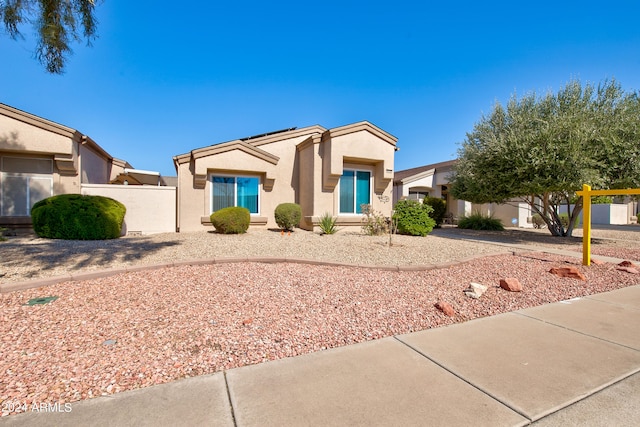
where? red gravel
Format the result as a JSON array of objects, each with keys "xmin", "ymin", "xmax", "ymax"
[{"xmin": 1, "ymin": 252, "xmax": 639, "ymax": 416}]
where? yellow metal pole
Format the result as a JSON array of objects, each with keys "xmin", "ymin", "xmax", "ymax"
[{"xmin": 582, "ymin": 184, "xmax": 591, "ymax": 266}]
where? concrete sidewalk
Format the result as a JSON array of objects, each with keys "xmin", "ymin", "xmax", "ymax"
[{"xmin": 2, "ymin": 285, "xmax": 639, "ymax": 427}]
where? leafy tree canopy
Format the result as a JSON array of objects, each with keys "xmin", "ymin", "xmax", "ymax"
[
  {"xmin": 451, "ymin": 79, "xmax": 640, "ymax": 236},
  {"xmin": 1, "ymin": 0, "xmax": 100, "ymax": 74}
]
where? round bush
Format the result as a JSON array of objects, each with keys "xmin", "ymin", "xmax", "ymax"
[
  {"xmin": 31, "ymin": 194, "xmax": 126, "ymax": 240},
  {"xmin": 423, "ymin": 196, "xmax": 446, "ymax": 227},
  {"xmin": 392, "ymin": 200, "xmax": 436, "ymax": 236},
  {"xmin": 457, "ymin": 212, "xmax": 504, "ymax": 231},
  {"xmin": 210, "ymin": 207, "xmax": 250, "ymax": 234},
  {"xmin": 274, "ymin": 203, "xmax": 301, "ymax": 231}
]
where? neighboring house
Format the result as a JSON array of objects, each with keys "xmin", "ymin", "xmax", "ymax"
[
  {"xmin": 393, "ymin": 160, "xmax": 472, "ymax": 218},
  {"xmin": 173, "ymin": 121, "xmax": 398, "ymax": 232},
  {"xmin": 393, "ymin": 160, "xmax": 534, "ymax": 227},
  {"xmin": 0, "ymin": 103, "xmax": 130, "ymax": 228}
]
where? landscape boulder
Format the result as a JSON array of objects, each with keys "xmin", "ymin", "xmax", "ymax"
[
  {"xmin": 463, "ymin": 282, "xmax": 488, "ymax": 299},
  {"xmin": 617, "ymin": 266, "xmax": 639, "ymax": 274},
  {"xmin": 549, "ymin": 267, "xmax": 587, "ymax": 281},
  {"xmin": 618, "ymin": 260, "xmax": 637, "ymax": 268},
  {"xmin": 434, "ymin": 301, "xmax": 455, "ymax": 317},
  {"xmin": 499, "ymin": 278, "xmax": 523, "ymax": 292}
]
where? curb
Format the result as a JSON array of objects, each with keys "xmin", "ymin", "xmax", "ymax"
[{"xmin": 0, "ymin": 251, "xmax": 514, "ymax": 294}]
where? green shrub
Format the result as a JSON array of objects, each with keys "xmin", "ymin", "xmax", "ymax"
[
  {"xmin": 392, "ymin": 200, "xmax": 436, "ymax": 236},
  {"xmin": 532, "ymin": 213, "xmax": 579, "ymax": 229},
  {"xmin": 423, "ymin": 197, "xmax": 446, "ymax": 227},
  {"xmin": 31, "ymin": 194, "xmax": 126, "ymax": 240},
  {"xmin": 559, "ymin": 213, "xmax": 581, "ymax": 228},
  {"xmin": 361, "ymin": 204, "xmax": 389, "ymax": 236},
  {"xmin": 274, "ymin": 203, "xmax": 302, "ymax": 231},
  {"xmin": 457, "ymin": 212, "xmax": 504, "ymax": 231},
  {"xmin": 531, "ymin": 213, "xmax": 546, "ymax": 228},
  {"xmin": 210, "ymin": 207, "xmax": 250, "ymax": 234},
  {"xmin": 318, "ymin": 212, "xmax": 339, "ymax": 235},
  {"xmin": 592, "ymin": 195, "xmax": 613, "ymax": 204},
  {"xmin": 0, "ymin": 227, "xmax": 7, "ymax": 242}
]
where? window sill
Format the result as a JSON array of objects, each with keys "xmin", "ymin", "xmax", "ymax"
[{"xmin": 0, "ymin": 216, "xmax": 33, "ymax": 225}]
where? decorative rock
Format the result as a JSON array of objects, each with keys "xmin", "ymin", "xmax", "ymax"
[
  {"xmin": 590, "ymin": 259, "xmax": 604, "ymax": 265},
  {"xmin": 499, "ymin": 278, "xmax": 523, "ymax": 292},
  {"xmin": 617, "ymin": 266, "xmax": 639, "ymax": 274},
  {"xmin": 549, "ymin": 267, "xmax": 587, "ymax": 281},
  {"xmin": 463, "ymin": 282, "xmax": 488, "ymax": 299},
  {"xmin": 242, "ymin": 318, "xmax": 253, "ymax": 326},
  {"xmin": 434, "ymin": 301, "xmax": 455, "ymax": 317},
  {"xmin": 618, "ymin": 260, "xmax": 637, "ymax": 268}
]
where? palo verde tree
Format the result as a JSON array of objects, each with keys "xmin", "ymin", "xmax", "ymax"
[
  {"xmin": 451, "ymin": 79, "xmax": 640, "ymax": 237},
  {"xmin": 1, "ymin": 0, "xmax": 100, "ymax": 74}
]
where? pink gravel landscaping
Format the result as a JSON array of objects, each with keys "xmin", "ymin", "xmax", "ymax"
[{"xmin": 1, "ymin": 250, "xmax": 639, "ymax": 417}]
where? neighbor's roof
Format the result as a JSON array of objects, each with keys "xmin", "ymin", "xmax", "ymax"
[
  {"xmin": 0, "ymin": 103, "xmax": 125, "ymax": 165},
  {"xmin": 393, "ymin": 159, "xmax": 457, "ymax": 183}
]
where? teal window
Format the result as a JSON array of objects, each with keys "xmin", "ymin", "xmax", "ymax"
[
  {"xmin": 211, "ymin": 176, "xmax": 259, "ymax": 214},
  {"xmin": 339, "ymin": 170, "xmax": 370, "ymax": 214}
]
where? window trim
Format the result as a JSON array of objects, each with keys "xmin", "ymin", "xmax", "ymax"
[
  {"xmin": 339, "ymin": 168, "xmax": 372, "ymax": 215},
  {"xmin": 209, "ymin": 173, "xmax": 261, "ymax": 215},
  {"xmin": 1, "ymin": 156, "xmax": 54, "ymax": 174}
]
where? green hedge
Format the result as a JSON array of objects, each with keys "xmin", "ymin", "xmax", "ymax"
[
  {"xmin": 532, "ymin": 213, "xmax": 580, "ymax": 229},
  {"xmin": 393, "ymin": 200, "xmax": 436, "ymax": 236},
  {"xmin": 274, "ymin": 203, "xmax": 301, "ymax": 231},
  {"xmin": 457, "ymin": 212, "xmax": 504, "ymax": 231},
  {"xmin": 31, "ymin": 194, "xmax": 126, "ymax": 240},
  {"xmin": 423, "ymin": 197, "xmax": 446, "ymax": 227},
  {"xmin": 210, "ymin": 207, "xmax": 250, "ymax": 234}
]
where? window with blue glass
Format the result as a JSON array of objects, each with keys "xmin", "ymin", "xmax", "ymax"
[
  {"xmin": 339, "ymin": 170, "xmax": 370, "ymax": 214},
  {"xmin": 211, "ymin": 176, "xmax": 259, "ymax": 214}
]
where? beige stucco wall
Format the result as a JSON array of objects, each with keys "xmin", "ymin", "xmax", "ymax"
[
  {"xmin": 80, "ymin": 143, "xmax": 110, "ymax": 184},
  {"xmin": 82, "ymin": 184, "xmax": 177, "ymax": 234},
  {"xmin": 0, "ymin": 114, "xmax": 76, "ymax": 156}
]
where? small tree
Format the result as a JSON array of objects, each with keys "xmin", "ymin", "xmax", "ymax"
[{"xmin": 451, "ymin": 79, "xmax": 640, "ymax": 237}]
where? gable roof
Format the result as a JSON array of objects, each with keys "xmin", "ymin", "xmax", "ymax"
[
  {"xmin": 0, "ymin": 103, "xmax": 120, "ymax": 163},
  {"xmin": 175, "ymin": 120, "xmax": 399, "ymax": 158},
  {"xmin": 393, "ymin": 159, "xmax": 457, "ymax": 184},
  {"xmin": 327, "ymin": 121, "xmax": 398, "ymax": 147},
  {"xmin": 0, "ymin": 103, "xmax": 79, "ymax": 139}
]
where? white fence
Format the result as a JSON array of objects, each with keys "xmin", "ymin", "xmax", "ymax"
[
  {"xmin": 559, "ymin": 203, "xmax": 631, "ymax": 225},
  {"xmin": 81, "ymin": 184, "xmax": 176, "ymax": 235}
]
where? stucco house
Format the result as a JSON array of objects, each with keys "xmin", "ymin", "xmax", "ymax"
[
  {"xmin": 0, "ymin": 103, "xmax": 131, "ymax": 228},
  {"xmin": 173, "ymin": 121, "xmax": 398, "ymax": 232},
  {"xmin": 394, "ymin": 160, "xmax": 541, "ymax": 227},
  {"xmin": 393, "ymin": 160, "xmax": 473, "ymax": 218}
]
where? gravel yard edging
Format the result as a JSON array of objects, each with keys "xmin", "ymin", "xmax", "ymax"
[{"xmin": 0, "ymin": 251, "xmax": 512, "ymax": 294}]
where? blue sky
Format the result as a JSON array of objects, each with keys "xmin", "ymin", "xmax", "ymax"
[{"xmin": 2, "ymin": 1, "xmax": 639, "ymax": 177}]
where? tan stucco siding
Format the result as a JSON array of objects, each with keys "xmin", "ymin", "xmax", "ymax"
[
  {"xmin": 0, "ymin": 115, "xmax": 76, "ymax": 156},
  {"xmin": 79, "ymin": 143, "xmax": 110, "ymax": 184},
  {"xmin": 323, "ymin": 130, "xmax": 394, "ymax": 195},
  {"xmin": 176, "ymin": 161, "xmax": 203, "ymax": 232}
]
